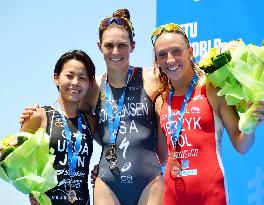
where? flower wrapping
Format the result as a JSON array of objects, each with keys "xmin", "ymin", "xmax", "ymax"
[
  {"xmin": 0, "ymin": 128, "xmax": 58, "ymax": 205},
  {"xmin": 199, "ymin": 40, "xmax": 264, "ymax": 134}
]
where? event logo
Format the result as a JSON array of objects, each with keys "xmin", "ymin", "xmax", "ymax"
[
  {"xmin": 248, "ymin": 166, "xmax": 264, "ymax": 205},
  {"xmin": 180, "ymin": 22, "xmax": 221, "ymax": 59}
]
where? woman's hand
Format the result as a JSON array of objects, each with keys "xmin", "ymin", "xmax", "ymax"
[
  {"xmin": 90, "ymin": 164, "xmax": 99, "ymax": 188},
  {"xmin": 29, "ymin": 193, "xmax": 40, "ymax": 205},
  {"xmin": 19, "ymin": 104, "xmax": 40, "ymax": 124},
  {"xmin": 252, "ymin": 101, "xmax": 264, "ymax": 124}
]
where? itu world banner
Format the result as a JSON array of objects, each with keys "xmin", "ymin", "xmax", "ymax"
[{"xmin": 156, "ymin": 0, "xmax": 264, "ymax": 204}]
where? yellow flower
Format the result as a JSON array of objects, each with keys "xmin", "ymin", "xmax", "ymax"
[
  {"xmin": 0, "ymin": 135, "xmax": 28, "ymax": 161},
  {"xmin": 199, "ymin": 48, "xmax": 219, "ymax": 69}
]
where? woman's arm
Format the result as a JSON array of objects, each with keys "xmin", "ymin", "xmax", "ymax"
[
  {"xmin": 207, "ymin": 82, "xmax": 263, "ymax": 154},
  {"xmin": 142, "ymin": 66, "xmax": 163, "ymax": 102},
  {"xmin": 155, "ymin": 95, "xmax": 168, "ymax": 166},
  {"xmin": 80, "ymin": 75, "xmax": 102, "ymax": 113}
]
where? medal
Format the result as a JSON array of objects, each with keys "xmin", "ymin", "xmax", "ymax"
[
  {"xmin": 105, "ymin": 67, "xmax": 134, "ymax": 171},
  {"xmin": 65, "ymin": 178, "xmax": 77, "ymax": 203},
  {"xmin": 169, "ymin": 152, "xmax": 181, "ymax": 178},
  {"xmin": 166, "ymin": 74, "xmax": 198, "ymax": 177},
  {"xmin": 168, "ymin": 73, "xmax": 198, "ymax": 150},
  {"xmin": 171, "ymin": 161, "xmax": 181, "ymax": 177},
  {"xmin": 105, "ymin": 144, "xmax": 118, "ymax": 170},
  {"xmin": 109, "ymin": 160, "xmax": 118, "ymax": 170},
  {"xmin": 54, "ymin": 103, "xmax": 84, "ymax": 203},
  {"xmin": 68, "ymin": 188, "xmax": 77, "ymax": 204}
]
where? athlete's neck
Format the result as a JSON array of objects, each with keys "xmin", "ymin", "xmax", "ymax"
[
  {"xmin": 107, "ymin": 65, "xmax": 130, "ymax": 88},
  {"xmin": 57, "ymin": 96, "xmax": 79, "ymax": 118},
  {"xmin": 171, "ymin": 69, "xmax": 195, "ymax": 96}
]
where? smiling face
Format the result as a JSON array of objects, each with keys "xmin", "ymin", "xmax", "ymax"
[
  {"xmin": 54, "ymin": 59, "xmax": 91, "ymax": 103},
  {"xmin": 99, "ymin": 27, "xmax": 135, "ymax": 72},
  {"xmin": 154, "ymin": 32, "xmax": 193, "ymax": 82}
]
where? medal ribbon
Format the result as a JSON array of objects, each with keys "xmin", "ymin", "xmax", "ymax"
[
  {"xmin": 105, "ymin": 66, "xmax": 134, "ymax": 144},
  {"xmin": 168, "ymin": 73, "xmax": 198, "ymax": 149},
  {"xmin": 55, "ymin": 103, "xmax": 82, "ymax": 177}
]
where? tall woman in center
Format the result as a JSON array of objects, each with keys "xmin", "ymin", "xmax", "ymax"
[{"xmin": 91, "ymin": 9, "xmax": 164, "ymax": 205}]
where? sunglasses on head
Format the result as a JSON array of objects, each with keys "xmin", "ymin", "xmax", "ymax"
[
  {"xmin": 150, "ymin": 23, "xmax": 188, "ymax": 45},
  {"xmin": 99, "ymin": 17, "xmax": 135, "ymax": 37}
]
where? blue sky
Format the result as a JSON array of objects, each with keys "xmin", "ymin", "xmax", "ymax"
[{"xmin": 0, "ymin": 1, "xmax": 156, "ymax": 204}]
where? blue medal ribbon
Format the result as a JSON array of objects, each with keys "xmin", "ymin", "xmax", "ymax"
[
  {"xmin": 168, "ymin": 73, "xmax": 198, "ymax": 150},
  {"xmin": 55, "ymin": 103, "xmax": 82, "ymax": 177},
  {"xmin": 105, "ymin": 66, "xmax": 134, "ymax": 145}
]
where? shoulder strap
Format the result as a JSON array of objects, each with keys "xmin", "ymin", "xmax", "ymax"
[
  {"xmin": 42, "ymin": 106, "xmax": 55, "ymax": 135},
  {"xmin": 79, "ymin": 111, "xmax": 93, "ymax": 139}
]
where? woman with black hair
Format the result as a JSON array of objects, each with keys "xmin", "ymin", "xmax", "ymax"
[{"xmin": 22, "ymin": 50, "xmax": 96, "ymax": 205}]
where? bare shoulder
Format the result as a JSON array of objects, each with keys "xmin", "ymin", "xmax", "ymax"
[
  {"xmin": 142, "ymin": 66, "xmax": 162, "ymax": 102},
  {"xmin": 155, "ymin": 95, "xmax": 163, "ymax": 115},
  {"xmin": 206, "ymin": 81, "xmax": 227, "ymax": 113},
  {"xmin": 21, "ymin": 107, "xmax": 46, "ymax": 133},
  {"xmin": 95, "ymin": 74, "xmax": 103, "ymax": 88},
  {"xmin": 142, "ymin": 66, "xmax": 159, "ymax": 82}
]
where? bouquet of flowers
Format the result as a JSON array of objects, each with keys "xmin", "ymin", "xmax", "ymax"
[
  {"xmin": 0, "ymin": 128, "xmax": 57, "ymax": 205},
  {"xmin": 199, "ymin": 39, "xmax": 264, "ymax": 134}
]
